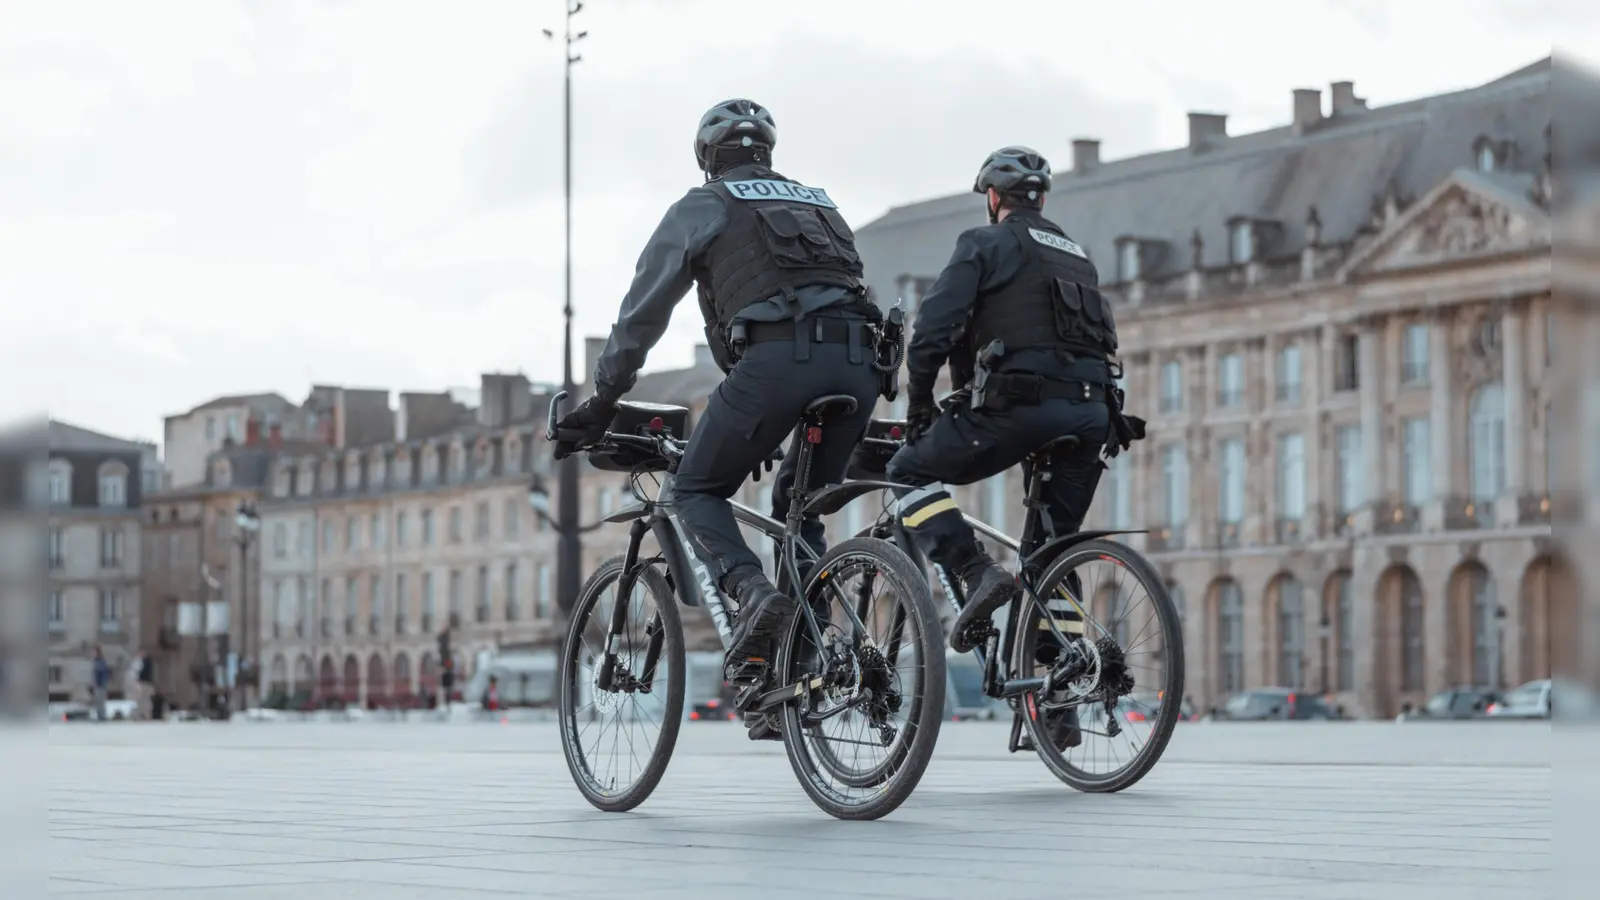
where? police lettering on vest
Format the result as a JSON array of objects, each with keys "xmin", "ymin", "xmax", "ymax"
[
  {"xmin": 1027, "ymin": 227, "xmax": 1088, "ymax": 260},
  {"xmin": 724, "ymin": 179, "xmax": 838, "ymax": 209}
]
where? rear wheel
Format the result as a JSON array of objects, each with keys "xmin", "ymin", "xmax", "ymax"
[
  {"xmin": 1014, "ymin": 538, "xmax": 1183, "ymax": 793},
  {"xmin": 776, "ymin": 537, "xmax": 945, "ymax": 820},
  {"xmin": 558, "ymin": 555, "xmax": 684, "ymax": 812}
]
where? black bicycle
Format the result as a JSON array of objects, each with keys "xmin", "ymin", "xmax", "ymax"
[
  {"xmin": 843, "ymin": 409, "xmax": 1185, "ymax": 793},
  {"xmin": 547, "ymin": 391, "xmax": 946, "ymax": 820}
]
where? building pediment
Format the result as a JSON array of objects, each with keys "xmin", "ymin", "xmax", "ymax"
[{"xmin": 1339, "ymin": 168, "xmax": 1550, "ymax": 281}]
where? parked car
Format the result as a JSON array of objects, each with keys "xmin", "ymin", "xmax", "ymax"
[
  {"xmin": 1215, "ymin": 688, "xmax": 1338, "ymax": 721},
  {"xmin": 1409, "ymin": 686, "xmax": 1500, "ymax": 720},
  {"xmin": 1487, "ymin": 679, "xmax": 1551, "ymax": 719}
]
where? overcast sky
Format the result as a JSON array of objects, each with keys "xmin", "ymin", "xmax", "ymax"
[{"xmin": 0, "ymin": 0, "xmax": 1577, "ymax": 447}]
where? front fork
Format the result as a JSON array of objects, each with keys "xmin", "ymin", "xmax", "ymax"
[{"xmin": 597, "ymin": 517, "xmax": 665, "ymax": 694}]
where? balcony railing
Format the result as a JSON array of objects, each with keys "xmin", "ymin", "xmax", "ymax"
[{"xmin": 1274, "ymin": 517, "xmax": 1304, "ymax": 544}]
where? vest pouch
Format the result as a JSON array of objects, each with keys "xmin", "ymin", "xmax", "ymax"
[
  {"xmin": 1050, "ymin": 277, "xmax": 1089, "ymax": 343},
  {"xmin": 820, "ymin": 208, "xmax": 864, "ymax": 270},
  {"xmin": 755, "ymin": 206, "xmax": 836, "ymax": 269}
]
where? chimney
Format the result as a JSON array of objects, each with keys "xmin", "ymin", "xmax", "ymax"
[
  {"xmin": 1329, "ymin": 81, "xmax": 1364, "ymax": 114},
  {"xmin": 1071, "ymin": 138, "xmax": 1101, "ymax": 173},
  {"xmin": 583, "ymin": 337, "xmax": 607, "ymax": 387},
  {"xmin": 1187, "ymin": 112, "xmax": 1228, "ymax": 150},
  {"xmin": 693, "ymin": 343, "xmax": 716, "ymax": 368},
  {"xmin": 1292, "ymin": 88, "xmax": 1323, "ymax": 135}
]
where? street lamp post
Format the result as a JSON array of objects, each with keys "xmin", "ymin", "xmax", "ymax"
[
  {"xmin": 544, "ymin": 1, "xmax": 588, "ymax": 621},
  {"xmin": 528, "ymin": 476, "xmax": 606, "ymax": 537},
  {"xmin": 234, "ymin": 502, "xmax": 261, "ymax": 713}
]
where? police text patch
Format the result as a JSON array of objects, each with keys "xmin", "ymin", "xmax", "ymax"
[
  {"xmin": 1029, "ymin": 227, "xmax": 1088, "ymax": 259},
  {"xmin": 724, "ymin": 179, "xmax": 837, "ymax": 208}
]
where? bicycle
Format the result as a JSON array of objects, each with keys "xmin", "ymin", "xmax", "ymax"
[
  {"xmin": 546, "ymin": 390, "xmax": 946, "ymax": 820},
  {"xmin": 842, "ymin": 406, "xmax": 1185, "ymax": 793}
]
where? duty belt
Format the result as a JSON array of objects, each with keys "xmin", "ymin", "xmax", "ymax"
[
  {"xmin": 744, "ymin": 318, "xmax": 875, "ymax": 347},
  {"xmin": 989, "ymin": 372, "xmax": 1109, "ymax": 405}
]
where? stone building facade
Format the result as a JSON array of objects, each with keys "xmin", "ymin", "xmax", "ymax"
[{"xmin": 852, "ymin": 58, "xmax": 1576, "ymax": 717}]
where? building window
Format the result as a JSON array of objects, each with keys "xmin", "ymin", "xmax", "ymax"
[
  {"xmin": 475, "ymin": 566, "xmax": 491, "ymax": 623},
  {"xmin": 396, "ymin": 511, "xmax": 408, "ymax": 548},
  {"xmin": 370, "ymin": 574, "xmax": 384, "ymax": 635},
  {"xmin": 504, "ymin": 499, "xmax": 520, "ymax": 540},
  {"xmin": 475, "ymin": 502, "xmax": 490, "ymax": 541},
  {"xmin": 1216, "ymin": 580, "xmax": 1245, "ymax": 695},
  {"xmin": 272, "ymin": 523, "xmax": 288, "ymax": 559},
  {"xmin": 1118, "ymin": 240, "xmax": 1140, "ymax": 282},
  {"xmin": 1276, "ymin": 577, "xmax": 1305, "ymax": 689},
  {"xmin": 296, "ymin": 522, "xmax": 310, "ymax": 557},
  {"xmin": 49, "ymin": 590, "xmax": 64, "ymax": 630},
  {"xmin": 1275, "ymin": 344, "xmax": 1302, "ymax": 404},
  {"xmin": 371, "ymin": 513, "xmax": 384, "ymax": 549},
  {"xmin": 206, "ymin": 416, "xmax": 216, "ymax": 440},
  {"xmin": 1161, "ymin": 443, "xmax": 1189, "ymax": 530},
  {"xmin": 421, "ymin": 573, "xmax": 436, "ymax": 633},
  {"xmin": 1402, "ymin": 418, "xmax": 1431, "ymax": 507},
  {"xmin": 1229, "ymin": 221, "xmax": 1253, "ymax": 264},
  {"xmin": 1401, "ymin": 323, "xmax": 1430, "ymax": 385},
  {"xmin": 537, "ymin": 563, "xmax": 552, "ymax": 620},
  {"xmin": 1217, "ymin": 353, "xmax": 1244, "ymax": 409},
  {"xmin": 421, "ymin": 509, "xmax": 435, "ymax": 546},
  {"xmin": 98, "ymin": 589, "xmax": 121, "ymax": 630},
  {"xmin": 505, "ymin": 564, "xmax": 520, "ymax": 622},
  {"xmin": 1401, "ymin": 573, "xmax": 1425, "ymax": 692},
  {"xmin": 340, "ymin": 578, "xmax": 357, "ymax": 635},
  {"xmin": 1334, "ymin": 334, "xmax": 1360, "ymax": 392},
  {"xmin": 1159, "ymin": 360, "xmax": 1183, "ymax": 413},
  {"xmin": 346, "ymin": 517, "xmax": 359, "ymax": 552},
  {"xmin": 1334, "ymin": 574, "xmax": 1354, "ymax": 692},
  {"xmin": 1219, "ymin": 438, "xmax": 1245, "ymax": 524},
  {"xmin": 97, "ymin": 468, "xmax": 126, "ymax": 508},
  {"xmin": 1277, "ymin": 433, "xmax": 1306, "ymax": 521},
  {"xmin": 421, "ymin": 448, "xmax": 439, "ymax": 483},
  {"xmin": 1469, "ymin": 383, "xmax": 1507, "ymax": 514},
  {"xmin": 49, "ymin": 527, "xmax": 63, "ymax": 569},
  {"xmin": 296, "ymin": 577, "xmax": 310, "ymax": 637},
  {"xmin": 320, "ymin": 578, "xmax": 332, "ymax": 636},
  {"xmin": 322, "ymin": 521, "xmax": 335, "ymax": 553},
  {"xmin": 272, "ymin": 581, "xmax": 287, "ymax": 639},
  {"xmin": 448, "ymin": 570, "xmax": 463, "ymax": 626},
  {"xmin": 449, "ymin": 507, "xmax": 463, "ymax": 543},
  {"xmin": 99, "ymin": 527, "xmax": 123, "ymax": 567},
  {"xmin": 48, "ymin": 462, "xmax": 70, "ymax": 505},
  {"xmin": 1105, "ymin": 453, "xmax": 1132, "ymax": 528},
  {"xmin": 1469, "ymin": 567, "xmax": 1498, "ymax": 688},
  {"xmin": 394, "ymin": 574, "xmax": 408, "ymax": 634},
  {"xmin": 1336, "ymin": 426, "xmax": 1363, "ymax": 515},
  {"xmin": 1477, "ymin": 143, "xmax": 1496, "ymax": 173},
  {"xmin": 227, "ymin": 414, "xmax": 240, "ymax": 440}
]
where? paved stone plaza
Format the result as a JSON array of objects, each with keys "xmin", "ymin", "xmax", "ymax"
[{"xmin": 47, "ymin": 720, "xmax": 1552, "ymax": 899}]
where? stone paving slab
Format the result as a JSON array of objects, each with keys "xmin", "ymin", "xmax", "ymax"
[{"xmin": 46, "ymin": 720, "xmax": 1553, "ymax": 899}]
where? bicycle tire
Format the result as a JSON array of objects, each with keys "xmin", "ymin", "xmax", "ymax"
[
  {"xmin": 558, "ymin": 555, "xmax": 684, "ymax": 812},
  {"xmin": 1016, "ymin": 538, "xmax": 1184, "ymax": 793},
  {"xmin": 776, "ymin": 537, "xmax": 946, "ymax": 820}
]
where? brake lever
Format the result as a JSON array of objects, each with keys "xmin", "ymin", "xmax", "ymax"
[{"xmin": 546, "ymin": 389, "xmax": 569, "ymax": 442}]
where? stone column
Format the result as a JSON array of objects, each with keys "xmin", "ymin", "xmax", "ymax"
[
  {"xmin": 1498, "ymin": 304, "xmax": 1527, "ymax": 525},
  {"xmin": 1303, "ymin": 328, "xmax": 1324, "ymax": 538},
  {"xmin": 1424, "ymin": 312, "xmax": 1455, "ymax": 531},
  {"xmin": 1356, "ymin": 321, "xmax": 1384, "ymax": 531},
  {"xmin": 1185, "ymin": 347, "xmax": 1207, "ymax": 550}
]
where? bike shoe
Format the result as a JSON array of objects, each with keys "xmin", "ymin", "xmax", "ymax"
[
  {"xmin": 949, "ymin": 563, "xmax": 1019, "ymax": 653},
  {"xmin": 743, "ymin": 710, "xmax": 783, "ymax": 742},
  {"xmin": 1017, "ymin": 707, "xmax": 1083, "ymax": 752},
  {"xmin": 724, "ymin": 574, "xmax": 797, "ymax": 676}
]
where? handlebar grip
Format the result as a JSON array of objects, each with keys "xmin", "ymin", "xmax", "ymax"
[{"xmin": 554, "ymin": 427, "xmax": 588, "ymax": 445}]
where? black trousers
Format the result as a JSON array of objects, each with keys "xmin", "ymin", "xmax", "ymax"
[
  {"xmin": 672, "ymin": 335, "xmax": 879, "ymax": 589},
  {"xmin": 886, "ymin": 396, "xmax": 1110, "ymax": 572}
]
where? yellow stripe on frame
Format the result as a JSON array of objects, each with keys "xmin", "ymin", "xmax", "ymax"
[{"xmin": 901, "ymin": 497, "xmax": 959, "ymax": 528}]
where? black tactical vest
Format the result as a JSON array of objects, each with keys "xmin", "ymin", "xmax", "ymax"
[
  {"xmin": 691, "ymin": 165, "xmax": 864, "ymax": 330},
  {"xmin": 968, "ymin": 213, "xmax": 1117, "ymax": 361}
]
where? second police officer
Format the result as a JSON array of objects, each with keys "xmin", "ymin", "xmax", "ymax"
[
  {"xmin": 886, "ymin": 145, "xmax": 1145, "ymax": 751},
  {"xmin": 552, "ymin": 99, "xmax": 883, "ymax": 728}
]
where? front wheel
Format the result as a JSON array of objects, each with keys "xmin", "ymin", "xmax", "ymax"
[
  {"xmin": 776, "ymin": 537, "xmax": 946, "ymax": 820},
  {"xmin": 558, "ymin": 555, "xmax": 684, "ymax": 812},
  {"xmin": 1015, "ymin": 538, "xmax": 1184, "ymax": 793}
]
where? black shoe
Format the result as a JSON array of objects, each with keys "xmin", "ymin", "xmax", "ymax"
[
  {"xmin": 1017, "ymin": 707, "xmax": 1083, "ymax": 752},
  {"xmin": 743, "ymin": 711, "xmax": 783, "ymax": 742},
  {"xmin": 949, "ymin": 563, "xmax": 1019, "ymax": 653},
  {"xmin": 724, "ymin": 575, "xmax": 797, "ymax": 675}
]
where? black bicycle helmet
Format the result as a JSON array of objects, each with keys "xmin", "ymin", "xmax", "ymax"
[
  {"xmin": 695, "ymin": 98, "xmax": 777, "ymax": 174},
  {"xmin": 972, "ymin": 145, "xmax": 1052, "ymax": 198}
]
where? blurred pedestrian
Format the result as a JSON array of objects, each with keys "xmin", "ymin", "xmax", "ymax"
[{"xmin": 90, "ymin": 646, "xmax": 109, "ymax": 722}]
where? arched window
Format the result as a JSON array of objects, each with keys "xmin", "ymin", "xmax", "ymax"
[
  {"xmin": 1216, "ymin": 580, "xmax": 1245, "ymax": 695},
  {"xmin": 1469, "ymin": 566, "xmax": 1498, "ymax": 688},
  {"xmin": 1274, "ymin": 576, "xmax": 1305, "ymax": 688},
  {"xmin": 1401, "ymin": 571, "xmax": 1425, "ymax": 691},
  {"xmin": 1469, "ymin": 383, "xmax": 1506, "ymax": 514},
  {"xmin": 1329, "ymin": 572, "xmax": 1354, "ymax": 691}
]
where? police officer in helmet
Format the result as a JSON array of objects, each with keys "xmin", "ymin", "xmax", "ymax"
[
  {"xmin": 553, "ymin": 99, "xmax": 881, "ymax": 723},
  {"xmin": 886, "ymin": 145, "xmax": 1144, "ymax": 750}
]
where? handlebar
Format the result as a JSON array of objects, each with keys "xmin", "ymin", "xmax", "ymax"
[{"xmin": 545, "ymin": 390, "xmax": 686, "ymax": 461}]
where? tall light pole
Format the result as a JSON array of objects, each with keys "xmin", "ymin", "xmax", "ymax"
[{"xmin": 544, "ymin": 1, "xmax": 587, "ymax": 621}]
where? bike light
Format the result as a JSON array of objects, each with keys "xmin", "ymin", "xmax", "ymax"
[
  {"xmin": 689, "ymin": 710, "xmax": 700, "ymax": 721},
  {"xmin": 889, "ymin": 426, "xmax": 903, "ymax": 439},
  {"xmin": 1125, "ymin": 711, "xmax": 1146, "ymax": 723},
  {"xmin": 648, "ymin": 416, "xmax": 664, "ymax": 432}
]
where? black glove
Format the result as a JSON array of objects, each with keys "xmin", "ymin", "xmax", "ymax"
[
  {"xmin": 905, "ymin": 394, "xmax": 937, "ymax": 444},
  {"xmin": 553, "ymin": 395, "xmax": 618, "ymax": 459}
]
